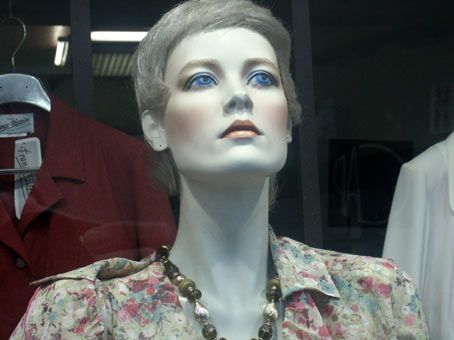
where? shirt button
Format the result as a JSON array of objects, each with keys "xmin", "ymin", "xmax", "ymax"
[{"xmin": 16, "ymin": 257, "xmax": 26, "ymax": 268}]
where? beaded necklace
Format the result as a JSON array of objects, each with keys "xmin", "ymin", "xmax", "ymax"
[{"xmin": 157, "ymin": 245, "xmax": 282, "ymax": 340}]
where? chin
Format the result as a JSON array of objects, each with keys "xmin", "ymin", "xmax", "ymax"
[{"xmin": 181, "ymin": 158, "xmax": 285, "ymax": 183}]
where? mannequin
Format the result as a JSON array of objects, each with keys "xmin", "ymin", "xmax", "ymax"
[
  {"xmin": 144, "ymin": 27, "xmax": 289, "ymax": 338},
  {"xmin": 11, "ymin": 1, "xmax": 427, "ymax": 339}
]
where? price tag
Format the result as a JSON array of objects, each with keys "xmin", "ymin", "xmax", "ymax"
[{"xmin": 14, "ymin": 137, "xmax": 42, "ymax": 219}]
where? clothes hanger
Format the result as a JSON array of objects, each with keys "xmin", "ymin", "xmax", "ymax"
[
  {"xmin": 0, "ymin": 0, "xmax": 51, "ymax": 111},
  {"xmin": 0, "ymin": 0, "xmax": 45, "ymax": 176}
]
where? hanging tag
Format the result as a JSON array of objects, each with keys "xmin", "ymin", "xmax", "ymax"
[
  {"xmin": 0, "ymin": 113, "xmax": 34, "ymax": 137},
  {"xmin": 14, "ymin": 137, "xmax": 42, "ymax": 219}
]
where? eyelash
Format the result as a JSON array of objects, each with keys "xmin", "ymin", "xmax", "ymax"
[
  {"xmin": 183, "ymin": 70, "xmax": 277, "ymax": 91},
  {"xmin": 246, "ymin": 71, "xmax": 276, "ymax": 87},
  {"xmin": 184, "ymin": 73, "xmax": 217, "ymax": 91}
]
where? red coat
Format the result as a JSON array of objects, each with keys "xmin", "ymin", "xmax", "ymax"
[{"xmin": 0, "ymin": 96, "xmax": 176, "ymax": 338}]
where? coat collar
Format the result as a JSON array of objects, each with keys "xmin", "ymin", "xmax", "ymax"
[
  {"xmin": 44, "ymin": 95, "xmax": 86, "ymax": 182},
  {"xmin": 269, "ymin": 230, "xmax": 340, "ymax": 299}
]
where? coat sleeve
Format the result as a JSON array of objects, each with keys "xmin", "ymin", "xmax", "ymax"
[
  {"xmin": 390, "ymin": 260, "xmax": 429, "ymax": 339},
  {"xmin": 9, "ymin": 279, "xmax": 107, "ymax": 339},
  {"xmin": 382, "ymin": 162, "xmax": 430, "ymax": 289}
]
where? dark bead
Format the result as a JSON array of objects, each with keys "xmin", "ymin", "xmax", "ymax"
[
  {"xmin": 163, "ymin": 260, "xmax": 180, "ymax": 278},
  {"xmin": 156, "ymin": 245, "xmax": 171, "ymax": 260},
  {"xmin": 258, "ymin": 323, "xmax": 273, "ymax": 340},
  {"xmin": 188, "ymin": 288, "xmax": 202, "ymax": 302},
  {"xmin": 201, "ymin": 323, "xmax": 217, "ymax": 339},
  {"xmin": 266, "ymin": 288, "xmax": 281, "ymax": 302}
]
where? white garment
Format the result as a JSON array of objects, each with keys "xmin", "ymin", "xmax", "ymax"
[{"xmin": 383, "ymin": 132, "xmax": 454, "ymax": 340}]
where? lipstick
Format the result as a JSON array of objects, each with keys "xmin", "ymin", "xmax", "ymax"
[{"xmin": 221, "ymin": 119, "xmax": 261, "ymax": 139}]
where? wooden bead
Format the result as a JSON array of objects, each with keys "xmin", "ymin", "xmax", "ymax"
[{"xmin": 179, "ymin": 278, "xmax": 196, "ymax": 297}]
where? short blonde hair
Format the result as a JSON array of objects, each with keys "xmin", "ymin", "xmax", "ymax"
[{"xmin": 133, "ymin": 0, "xmax": 302, "ymax": 200}]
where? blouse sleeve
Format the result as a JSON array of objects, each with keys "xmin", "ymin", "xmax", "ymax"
[
  {"xmin": 10, "ymin": 278, "xmax": 107, "ymax": 339},
  {"xmin": 390, "ymin": 260, "xmax": 429, "ymax": 339}
]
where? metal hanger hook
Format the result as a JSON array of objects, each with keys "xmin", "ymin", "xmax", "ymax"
[{"xmin": 0, "ymin": 0, "xmax": 27, "ymax": 72}]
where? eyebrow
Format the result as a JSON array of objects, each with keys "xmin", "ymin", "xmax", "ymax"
[
  {"xmin": 176, "ymin": 57, "xmax": 280, "ymax": 80},
  {"xmin": 177, "ymin": 59, "xmax": 223, "ymax": 79},
  {"xmin": 243, "ymin": 58, "xmax": 279, "ymax": 75}
]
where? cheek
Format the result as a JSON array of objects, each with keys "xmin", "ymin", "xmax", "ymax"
[
  {"xmin": 253, "ymin": 92, "xmax": 288, "ymax": 133},
  {"xmin": 164, "ymin": 95, "xmax": 214, "ymax": 144}
]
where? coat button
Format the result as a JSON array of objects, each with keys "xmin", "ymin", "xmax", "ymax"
[{"xmin": 16, "ymin": 257, "xmax": 26, "ymax": 268}]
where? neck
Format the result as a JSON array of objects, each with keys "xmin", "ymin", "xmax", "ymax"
[{"xmin": 170, "ymin": 175, "xmax": 270, "ymax": 304}]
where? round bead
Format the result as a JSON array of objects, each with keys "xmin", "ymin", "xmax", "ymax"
[
  {"xmin": 188, "ymin": 288, "xmax": 202, "ymax": 302},
  {"xmin": 171, "ymin": 274, "xmax": 186, "ymax": 287},
  {"xmin": 258, "ymin": 323, "xmax": 273, "ymax": 340},
  {"xmin": 266, "ymin": 276, "xmax": 280, "ymax": 290},
  {"xmin": 179, "ymin": 278, "xmax": 196, "ymax": 297},
  {"xmin": 156, "ymin": 245, "xmax": 171, "ymax": 259},
  {"xmin": 201, "ymin": 323, "xmax": 217, "ymax": 339}
]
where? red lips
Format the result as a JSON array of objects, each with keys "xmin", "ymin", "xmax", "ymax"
[{"xmin": 221, "ymin": 119, "xmax": 262, "ymax": 139}]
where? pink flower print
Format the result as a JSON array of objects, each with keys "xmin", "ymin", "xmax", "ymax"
[
  {"xmin": 376, "ymin": 283, "xmax": 391, "ymax": 298},
  {"xmin": 74, "ymin": 317, "xmax": 89, "ymax": 334},
  {"xmin": 162, "ymin": 291, "xmax": 178, "ymax": 304},
  {"xmin": 359, "ymin": 276, "xmax": 374, "ymax": 292},
  {"xmin": 146, "ymin": 285, "xmax": 156, "ymax": 295},
  {"xmin": 335, "ymin": 323, "xmax": 346, "ymax": 337},
  {"xmin": 318, "ymin": 325, "xmax": 331, "ymax": 337},
  {"xmin": 118, "ymin": 308, "xmax": 128, "ymax": 322},
  {"xmin": 351, "ymin": 304, "xmax": 359, "ymax": 312},
  {"xmin": 131, "ymin": 280, "xmax": 147, "ymax": 293},
  {"xmin": 322, "ymin": 304, "xmax": 334, "ymax": 317},
  {"xmin": 382, "ymin": 261, "xmax": 395, "ymax": 269},
  {"xmin": 405, "ymin": 314, "xmax": 416, "ymax": 326},
  {"xmin": 125, "ymin": 299, "xmax": 139, "ymax": 317}
]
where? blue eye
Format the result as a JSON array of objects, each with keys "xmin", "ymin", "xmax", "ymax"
[
  {"xmin": 184, "ymin": 73, "xmax": 217, "ymax": 90},
  {"xmin": 247, "ymin": 71, "xmax": 276, "ymax": 87}
]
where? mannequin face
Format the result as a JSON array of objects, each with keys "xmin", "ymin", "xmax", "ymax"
[{"xmin": 143, "ymin": 28, "xmax": 289, "ymax": 182}]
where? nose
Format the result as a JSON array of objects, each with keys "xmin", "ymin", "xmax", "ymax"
[{"xmin": 223, "ymin": 92, "xmax": 253, "ymax": 115}]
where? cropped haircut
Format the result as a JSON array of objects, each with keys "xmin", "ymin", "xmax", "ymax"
[{"xmin": 133, "ymin": 0, "xmax": 302, "ymax": 203}]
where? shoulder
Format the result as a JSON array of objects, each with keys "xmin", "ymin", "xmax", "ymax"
[
  {"xmin": 401, "ymin": 138, "xmax": 448, "ymax": 184},
  {"xmin": 13, "ymin": 256, "xmax": 163, "ymax": 338},
  {"xmin": 315, "ymin": 247, "xmax": 401, "ymax": 283},
  {"xmin": 311, "ymin": 246, "xmax": 421, "ymax": 305}
]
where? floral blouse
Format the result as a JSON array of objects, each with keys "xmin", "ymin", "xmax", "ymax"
[{"xmin": 11, "ymin": 231, "xmax": 428, "ymax": 339}]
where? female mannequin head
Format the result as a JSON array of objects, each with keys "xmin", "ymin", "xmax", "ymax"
[{"xmin": 133, "ymin": 0, "xmax": 301, "ymax": 195}]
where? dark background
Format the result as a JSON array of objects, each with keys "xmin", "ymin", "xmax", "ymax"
[{"xmin": 1, "ymin": 0, "xmax": 453, "ymax": 256}]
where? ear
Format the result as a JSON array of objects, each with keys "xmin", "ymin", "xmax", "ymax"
[
  {"xmin": 142, "ymin": 110, "xmax": 168, "ymax": 151},
  {"xmin": 286, "ymin": 118, "xmax": 293, "ymax": 143}
]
